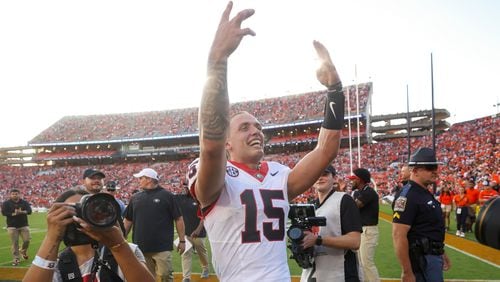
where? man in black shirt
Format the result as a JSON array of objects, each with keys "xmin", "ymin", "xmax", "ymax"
[
  {"xmin": 177, "ymin": 182, "xmax": 210, "ymax": 282},
  {"xmin": 124, "ymin": 168, "xmax": 186, "ymax": 282},
  {"xmin": 1, "ymin": 188, "xmax": 32, "ymax": 266},
  {"xmin": 301, "ymin": 165, "xmax": 362, "ymax": 281},
  {"xmin": 349, "ymin": 168, "xmax": 380, "ymax": 282}
]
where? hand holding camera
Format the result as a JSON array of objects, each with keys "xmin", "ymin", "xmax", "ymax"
[
  {"xmin": 73, "ymin": 216, "xmax": 126, "ymax": 249},
  {"xmin": 63, "ymin": 193, "xmax": 122, "ymax": 247},
  {"xmin": 287, "ymin": 204, "xmax": 326, "ymax": 269},
  {"xmin": 45, "ymin": 203, "xmax": 77, "ymax": 242}
]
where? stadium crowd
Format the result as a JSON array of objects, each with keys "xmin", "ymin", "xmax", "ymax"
[
  {"xmin": 29, "ymin": 83, "xmax": 371, "ymax": 144},
  {"xmin": 1, "ymin": 115, "xmax": 497, "ymax": 208}
]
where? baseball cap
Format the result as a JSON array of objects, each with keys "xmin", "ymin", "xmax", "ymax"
[
  {"xmin": 348, "ymin": 168, "xmax": 371, "ymax": 183},
  {"xmin": 83, "ymin": 168, "xmax": 105, "ymax": 179},
  {"xmin": 105, "ymin": 180, "xmax": 119, "ymax": 191},
  {"xmin": 133, "ymin": 168, "xmax": 159, "ymax": 180},
  {"xmin": 324, "ymin": 165, "xmax": 336, "ymax": 176}
]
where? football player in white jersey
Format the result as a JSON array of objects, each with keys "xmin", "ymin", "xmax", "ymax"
[{"xmin": 190, "ymin": 2, "xmax": 345, "ymax": 281}]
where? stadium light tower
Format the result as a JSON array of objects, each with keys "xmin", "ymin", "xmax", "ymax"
[
  {"xmin": 430, "ymin": 53, "xmax": 436, "ymax": 153},
  {"xmin": 406, "ymin": 84, "xmax": 411, "ymax": 162}
]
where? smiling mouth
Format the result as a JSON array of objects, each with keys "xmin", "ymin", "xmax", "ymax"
[{"xmin": 249, "ymin": 140, "xmax": 262, "ymax": 147}]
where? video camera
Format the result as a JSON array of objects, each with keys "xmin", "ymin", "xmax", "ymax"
[
  {"xmin": 64, "ymin": 193, "xmax": 122, "ymax": 246},
  {"xmin": 287, "ymin": 204, "xmax": 326, "ymax": 269}
]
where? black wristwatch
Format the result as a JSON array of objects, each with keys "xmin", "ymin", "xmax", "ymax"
[{"xmin": 315, "ymin": 235, "xmax": 323, "ymax": 246}]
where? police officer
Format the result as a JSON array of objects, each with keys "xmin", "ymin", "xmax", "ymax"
[{"xmin": 392, "ymin": 147, "xmax": 451, "ymax": 281}]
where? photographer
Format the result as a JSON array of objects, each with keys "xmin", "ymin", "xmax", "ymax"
[
  {"xmin": 301, "ymin": 165, "xmax": 362, "ymax": 282},
  {"xmin": 23, "ymin": 189, "xmax": 154, "ymax": 282}
]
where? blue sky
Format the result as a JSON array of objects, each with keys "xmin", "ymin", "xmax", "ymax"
[{"xmin": 0, "ymin": 0, "xmax": 498, "ymax": 148}]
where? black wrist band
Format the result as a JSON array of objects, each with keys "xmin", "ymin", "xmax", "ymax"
[
  {"xmin": 327, "ymin": 81, "xmax": 343, "ymax": 92},
  {"xmin": 322, "ymin": 82, "xmax": 345, "ymax": 130},
  {"xmin": 315, "ymin": 235, "xmax": 323, "ymax": 246}
]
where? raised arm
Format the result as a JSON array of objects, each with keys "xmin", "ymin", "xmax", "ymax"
[
  {"xmin": 288, "ymin": 41, "xmax": 343, "ymax": 200},
  {"xmin": 196, "ymin": 1, "xmax": 255, "ymax": 207}
]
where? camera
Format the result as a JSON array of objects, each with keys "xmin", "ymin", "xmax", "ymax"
[
  {"xmin": 64, "ymin": 193, "xmax": 121, "ymax": 246},
  {"xmin": 475, "ymin": 197, "xmax": 500, "ymax": 250},
  {"xmin": 287, "ymin": 204, "xmax": 326, "ymax": 269}
]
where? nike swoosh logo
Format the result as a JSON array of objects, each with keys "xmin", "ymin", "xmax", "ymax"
[
  {"xmin": 270, "ymin": 171, "xmax": 278, "ymax": 176},
  {"xmin": 329, "ymin": 101, "xmax": 337, "ymax": 119}
]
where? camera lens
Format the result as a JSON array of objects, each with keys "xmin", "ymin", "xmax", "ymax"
[
  {"xmin": 81, "ymin": 193, "xmax": 119, "ymax": 228},
  {"xmin": 287, "ymin": 227, "xmax": 304, "ymax": 241},
  {"xmin": 475, "ymin": 197, "xmax": 500, "ymax": 250}
]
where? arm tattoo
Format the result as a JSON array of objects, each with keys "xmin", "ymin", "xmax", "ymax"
[
  {"xmin": 200, "ymin": 61, "xmax": 230, "ymax": 141},
  {"xmin": 45, "ymin": 243, "xmax": 60, "ymax": 260}
]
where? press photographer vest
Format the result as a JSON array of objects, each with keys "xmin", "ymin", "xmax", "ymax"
[
  {"xmin": 58, "ymin": 246, "xmax": 122, "ymax": 282},
  {"xmin": 302, "ymin": 191, "xmax": 363, "ymax": 282}
]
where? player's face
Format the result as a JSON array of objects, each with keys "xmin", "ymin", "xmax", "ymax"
[
  {"xmin": 226, "ymin": 112, "xmax": 264, "ymax": 164},
  {"xmin": 84, "ymin": 175, "xmax": 104, "ymax": 194},
  {"xmin": 314, "ymin": 172, "xmax": 334, "ymax": 193}
]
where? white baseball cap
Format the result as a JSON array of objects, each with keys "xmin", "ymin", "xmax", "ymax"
[{"xmin": 133, "ymin": 168, "xmax": 159, "ymax": 180}]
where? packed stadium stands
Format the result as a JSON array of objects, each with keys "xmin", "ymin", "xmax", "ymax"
[
  {"xmin": 28, "ymin": 83, "xmax": 372, "ymax": 144},
  {"xmin": 0, "ymin": 115, "xmax": 497, "ymax": 208},
  {"xmin": 0, "ymin": 82, "xmax": 497, "ymax": 209}
]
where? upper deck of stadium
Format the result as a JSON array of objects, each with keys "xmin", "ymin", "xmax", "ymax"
[{"xmin": 29, "ymin": 83, "xmax": 372, "ymax": 145}]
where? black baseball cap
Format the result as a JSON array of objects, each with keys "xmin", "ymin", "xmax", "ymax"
[
  {"xmin": 105, "ymin": 180, "xmax": 117, "ymax": 191},
  {"xmin": 348, "ymin": 168, "xmax": 371, "ymax": 183},
  {"xmin": 83, "ymin": 168, "xmax": 105, "ymax": 179},
  {"xmin": 324, "ymin": 165, "xmax": 336, "ymax": 176}
]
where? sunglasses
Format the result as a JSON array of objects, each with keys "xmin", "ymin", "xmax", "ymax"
[{"xmin": 418, "ymin": 165, "xmax": 438, "ymax": 172}]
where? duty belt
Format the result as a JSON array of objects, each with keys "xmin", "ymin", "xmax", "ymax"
[{"xmin": 410, "ymin": 238, "xmax": 444, "ymax": 256}]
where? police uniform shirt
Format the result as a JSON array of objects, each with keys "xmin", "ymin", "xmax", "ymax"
[{"xmin": 393, "ymin": 180, "xmax": 445, "ymax": 243}]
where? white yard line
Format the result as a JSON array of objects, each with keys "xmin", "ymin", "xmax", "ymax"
[{"xmin": 379, "ymin": 217, "xmax": 499, "ymax": 269}]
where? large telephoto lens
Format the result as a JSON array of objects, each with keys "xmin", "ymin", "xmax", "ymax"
[
  {"xmin": 475, "ymin": 197, "xmax": 500, "ymax": 250},
  {"xmin": 80, "ymin": 193, "xmax": 120, "ymax": 228}
]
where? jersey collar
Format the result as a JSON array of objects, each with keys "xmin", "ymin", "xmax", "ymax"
[{"xmin": 229, "ymin": 160, "xmax": 269, "ymax": 182}]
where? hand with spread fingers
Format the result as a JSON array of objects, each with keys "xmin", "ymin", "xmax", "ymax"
[
  {"xmin": 209, "ymin": 1, "xmax": 256, "ymax": 62},
  {"xmin": 46, "ymin": 203, "xmax": 76, "ymax": 242},
  {"xmin": 314, "ymin": 40, "xmax": 341, "ymax": 89}
]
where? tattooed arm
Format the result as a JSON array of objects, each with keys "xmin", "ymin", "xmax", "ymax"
[{"xmin": 196, "ymin": 1, "xmax": 255, "ymax": 207}]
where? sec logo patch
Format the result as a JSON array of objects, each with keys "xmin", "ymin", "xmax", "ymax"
[{"xmin": 226, "ymin": 166, "xmax": 239, "ymax": 177}]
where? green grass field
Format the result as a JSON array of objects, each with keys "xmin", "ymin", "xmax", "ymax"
[{"xmin": 1, "ymin": 204, "xmax": 498, "ymax": 280}]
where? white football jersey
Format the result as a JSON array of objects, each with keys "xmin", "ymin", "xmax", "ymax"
[{"xmin": 187, "ymin": 159, "xmax": 292, "ymax": 282}]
